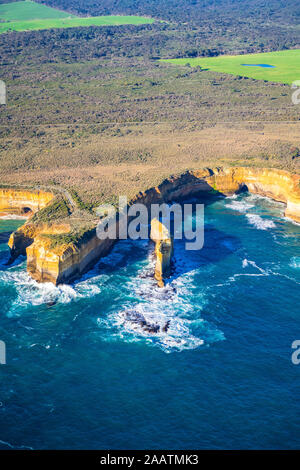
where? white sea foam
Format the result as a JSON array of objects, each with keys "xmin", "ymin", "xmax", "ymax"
[
  {"xmin": 284, "ymin": 216, "xmax": 300, "ymax": 226},
  {"xmin": 226, "ymin": 200, "xmax": 254, "ymax": 213},
  {"xmin": 97, "ymin": 245, "xmax": 224, "ymax": 353},
  {"xmin": 246, "ymin": 213, "xmax": 276, "ymax": 230},
  {"xmin": 229, "ymin": 272, "xmax": 267, "ymax": 281},
  {"xmin": 0, "ymin": 269, "xmax": 102, "ymax": 314},
  {"xmin": 228, "ymin": 258, "xmax": 268, "ymax": 282},
  {"xmin": 247, "ymin": 193, "xmax": 284, "ymax": 206},
  {"xmin": 110, "ymin": 303, "xmax": 205, "ymax": 353},
  {"xmin": 289, "ymin": 257, "xmax": 300, "ymax": 269},
  {"xmin": 0, "ymin": 238, "xmax": 150, "ymax": 315},
  {"xmin": 242, "ymin": 258, "xmax": 266, "ymax": 273},
  {"xmin": 0, "ymin": 215, "xmax": 28, "ymax": 220},
  {"xmin": 0, "ymin": 235, "xmax": 224, "ymax": 352},
  {"xmin": 0, "ymin": 439, "xmax": 33, "ymax": 450}
]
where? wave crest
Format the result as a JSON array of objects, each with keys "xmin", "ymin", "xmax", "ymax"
[{"xmin": 246, "ymin": 213, "xmax": 276, "ymax": 230}]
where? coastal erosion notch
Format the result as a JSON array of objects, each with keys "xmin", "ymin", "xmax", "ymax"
[{"xmin": 3, "ymin": 167, "xmax": 300, "ymax": 285}]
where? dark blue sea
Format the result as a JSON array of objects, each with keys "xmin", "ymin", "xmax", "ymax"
[{"xmin": 0, "ymin": 193, "xmax": 299, "ymax": 449}]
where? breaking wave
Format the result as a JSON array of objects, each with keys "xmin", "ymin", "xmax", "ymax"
[
  {"xmin": 290, "ymin": 257, "xmax": 300, "ymax": 269},
  {"xmin": 97, "ymin": 247, "xmax": 225, "ymax": 353},
  {"xmin": 0, "ymin": 439, "xmax": 33, "ymax": 450},
  {"xmin": 226, "ymin": 200, "xmax": 254, "ymax": 213},
  {"xmin": 0, "ymin": 192, "xmax": 290, "ymax": 353},
  {"xmin": 246, "ymin": 213, "xmax": 276, "ymax": 230},
  {"xmin": 0, "ymin": 269, "xmax": 102, "ymax": 316}
]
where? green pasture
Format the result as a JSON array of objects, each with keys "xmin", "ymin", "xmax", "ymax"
[
  {"xmin": 162, "ymin": 49, "xmax": 300, "ymax": 85},
  {"xmin": 0, "ymin": 1, "xmax": 76, "ymax": 20},
  {"xmin": 0, "ymin": 1, "xmax": 155, "ymax": 33}
]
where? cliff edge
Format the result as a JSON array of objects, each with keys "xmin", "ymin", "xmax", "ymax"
[{"xmin": 3, "ymin": 167, "xmax": 300, "ymax": 285}]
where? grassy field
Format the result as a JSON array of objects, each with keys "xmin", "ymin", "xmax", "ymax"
[
  {"xmin": 0, "ymin": 1, "xmax": 76, "ymax": 20},
  {"xmin": 0, "ymin": 1, "xmax": 155, "ymax": 33},
  {"xmin": 1, "ymin": 54, "xmax": 299, "ymax": 207},
  {"xmin": 162, "ymin": 49, "xmax": 300, "ymax": 85}
]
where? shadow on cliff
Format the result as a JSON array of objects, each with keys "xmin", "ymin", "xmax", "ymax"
[
  {"xmin": 164, "ymin": 191, "xmax": 243, "ymax": 284},
  {"xmin": 0, "ymin": 231, "xmax": 11, "ymax": 245},
  {"xmin": 70, "ymin": 190, "xmax": 242, "ymax": 288},
  {"xmin": 71, "ymin": 223, "xmax": 241, "ymax": 289},
  {"xmin": 165, "ymin": 223, "xmax": 241, "ymax": 286},
  {"xmin": 0, "ymin": 251, "xmax": 25, "ymax": 270},
  {"xmin": 0, "ymin": 232, "xmax": 25, "ymax": 270}
]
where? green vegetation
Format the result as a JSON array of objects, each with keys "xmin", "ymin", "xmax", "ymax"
[
  {"xmin": 1, "ymin": 54, "xmax": 299, "ymax": 206},
  {"xmin": 32, "ymin": 196, "xmax": 70, "ymax": 223},
  {"xmin": 162, "ymin": 49, "xmax": 300, "ymax": 85},
  {"xmin": 0, "ymin": 0, "xmax": 300, "ymax": 228},
  {"xmin": 0, "ymin": 15, "xmax": 154, "ymax": 34},
  {"xmin": 69, "ymin": 189, "xmax": 95, "ymax": 214},
  {"xmin": 0, "ymin": 1, "xmax": 75, "ymax": 20},
  {"xmin": 45, "ymin": 226, "xmax": 96, "ymax": 248},
  {"xmin": 0, "ymin": 1, "xmax": 154, "ymax": 34},
  {"xmin": 31, "ymin": 0, "xmax": 300, "ymax": 57}
]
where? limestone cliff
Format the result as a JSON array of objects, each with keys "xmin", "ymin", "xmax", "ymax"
[
  {"xmin": 155, "ymin": 167, "xmax": 300, "ymax": 222},
  {"xmin": 26, "ymin": 233, "xmax": 115, "ymax": 284},
  {"xmin": 4, "ymin": 167, "xmax": 300, "ymax": 285},
  {"xmin": 150, "ymin": 218, "xmax": 173, "ymax": 287},
  {"xmin": 0, "ymin": 188, "xmax": 53, "ymax": 218}
]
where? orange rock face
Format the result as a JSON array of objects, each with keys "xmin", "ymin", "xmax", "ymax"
[
  {"xmin": 4, "ymin": 167, "xmax": 300, "ymax": 285},
  {"xmin": 150, "ymin": 218, "xmax": 173, "ymax": 287},
  {"xmin": 26, "ymin": 235, "xmax": 115, "ymax": 285},
  {"xmin": 0, "ymin": 189, "xmax": 53, "ymax": 217}
]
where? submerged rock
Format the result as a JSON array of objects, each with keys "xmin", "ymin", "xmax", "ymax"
[{"xmin": 124, "ymin": 310, "xmax": 170, "ymax": 335}]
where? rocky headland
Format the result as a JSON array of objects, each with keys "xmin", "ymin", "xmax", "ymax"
[{"xmin": 3, "ymin": 167, "xmax": 300, "ymax": 285}]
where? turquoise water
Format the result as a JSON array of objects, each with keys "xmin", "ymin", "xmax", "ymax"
[{"xmin": 0, "ymin": 193, "xmax": 299, "ymax": 449}]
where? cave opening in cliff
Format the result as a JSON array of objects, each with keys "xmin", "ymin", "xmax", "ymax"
[
  {"xmin": 21, "ymin": 207, "xmax": 33, "ymax": 216},
  {"xmin": 238, "ymin": 183, "xmax": 249, "ymax": 194}
]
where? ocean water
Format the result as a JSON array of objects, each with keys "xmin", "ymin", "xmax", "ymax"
[{"xmin": 0, "ymin": 193, "xmax": 299, "ymax": 450}]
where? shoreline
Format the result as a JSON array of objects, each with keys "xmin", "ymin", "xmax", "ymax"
[{"xmin": 2, "ymin": 166, "xmax": 300, "ymax": 285}]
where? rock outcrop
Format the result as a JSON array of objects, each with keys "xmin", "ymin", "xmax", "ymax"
[
  {"xmin": 150, "ymin": 218, "xmax": 173, "ymax": 287},
  {"xmin": 4, "ymin": 167, "xmax": 300, "ymax": 285},
  {"xmin": 26, "ymin": 233, "xmax": 115, "ymax": 284},
  {"xmin": 0, "ymin": 188, "xmax": 53, "ymax": 218}
]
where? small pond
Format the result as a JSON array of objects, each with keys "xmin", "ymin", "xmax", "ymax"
[{"xmin": 241, "ymin": 63, "xmax": 275, "ymax": 68}]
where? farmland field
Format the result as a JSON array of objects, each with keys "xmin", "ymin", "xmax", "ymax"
[
  {"xmin": 0, "ymin": 1, "xmax": 76, "ymax": 20},
  {"xmin": 0, "ymin": 1, "xmax": 155, "ymax": 34},
  {"xmin": 163, "ymin": 49, "xmax": 300, "ymax": 85}
]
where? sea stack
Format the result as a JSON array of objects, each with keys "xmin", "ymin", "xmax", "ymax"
[{"xmin": 150, "ymin": 218, "xmax": 173, "ymax": 287}]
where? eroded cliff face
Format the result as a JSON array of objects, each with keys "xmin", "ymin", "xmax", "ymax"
[
  {"xmin": 26, "ymin": 234, "xmax": 115, "ymax": 284},
  {"xmin": 2, "ymin": 188, "xmax": 57, "ymax": 262},
  {"xmin": 8, "ymin": 222, "xmax": 70, "ymax": 260},
  {"xmin": 0, "ymin": 189, "xmax": 54, "ymax": 218},
  {"xmin": 4, "ymin": 167, "xmax": 300, "ymax": 285},
  {"xmin": 230, "ymin": 168, "xmax": 300, "ymax": 223},
  {"xmin": 150, "ymin": 167, "xmax": 300, "ymax": 222}
]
